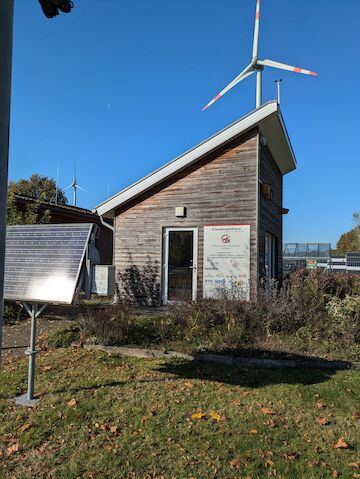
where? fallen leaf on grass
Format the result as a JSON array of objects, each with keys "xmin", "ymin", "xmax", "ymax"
[
  {"xmin": 109, "ymin": 426, "xmax": 117, "ymax": 433},
  {"xmin": 265, "ymin": 459, "xmax": 274, "ymax": 467},
  {"xmin": 42, "ymin": 365, "xmax": 52, "ymax": 372},
  {"xmin": 283, "ymin": 452, "xmax": 299, "ymax": 461},
  {"xmin": 316, "ymin": 401, "xmax": 326, "ymax": 409},
  {"xmin": 353, "ymin": 475, "xmax": 360, "ymax": 479},
  {"xmin": 348, "ymin": 462, "xmax": 359, "ymax": 468},
  {"xmin": 249, "ymin": 429, "xmax": 258, "ymax": 434},
  {"xmin": 67, "ymin": 398, "xmax": 77, "ymax": 408},
  {"xmin": 316, "ymin": 417, "xmax": 329, "ymax": 426},
  {"xmin": 352, "ymin": 412, "xmax": 360, "ymax": 421},
  {"xmin": 209, "ymin": 411, "xmax": 223, "ymax": 421},
  {"xmin": 184, "ymin": 381, "xmax": 194, "ymax": 389},
  {"xmin": 229, "ymin": 459, "xmax": 244, "ymax": 469},
  {"xmin": 19, "ymin": 422, "xmax": 32, "ymax": 432},
  {"xmin": 333, "ymin": 437, "xmax": 349, "ymax": 449},
  {"xmin": 265, "ymin": 419, "xmax": 276, "ymax": 428},
  {"xmin": 260, "ymin": 408, "xmax": 275, "ymax": 415},
  {"xmin": 7, "ymin": 443, "xmax": 19, "ymax": 455},
  {"xmin": 332, "ymin": 470, "xmax": 339, "ymax": 478},
  {"xmin": 190, "ymin": 412, "xmax": 206, "ymax": 420}
]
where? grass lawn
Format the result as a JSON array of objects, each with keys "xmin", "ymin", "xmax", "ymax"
[{"xmin": 0, "ymin": 349, "xmax": 359, "ymax": 479}]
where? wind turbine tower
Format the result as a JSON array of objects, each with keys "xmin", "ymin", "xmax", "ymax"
[
  {"xmin": 202, "ymin": 0, "xmax": 317, "ymax": 111},
  {"xmin": 65, "ymin": 163, "xmax": 86, "ymax": 206}
]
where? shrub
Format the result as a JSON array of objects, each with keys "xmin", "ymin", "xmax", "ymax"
[
  {"xmin": 46, "ymin": 324, "xmax": 80, "ymax": 348},
  {"xmin": 78, "ymin": 303, "xmax": 132, "ymax": 346},
  {"xmin": 3, "ymin": 302, "xmax": 24, "ymax": 324},
  {"xmin": 326, "ymin": 294, "xmax": 360, "ymax": 343},
  {"xmin": 62, "ymin": 270, "xmax": 359, "ymax": 359},
  {"xmin": 163, "ymin": 297, "xmax": 267, "ymax": 351}
]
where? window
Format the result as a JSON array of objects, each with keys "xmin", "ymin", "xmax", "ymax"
[{"xmin": 265, "ymin": 233, "xmax": 276, "ymax": 279}]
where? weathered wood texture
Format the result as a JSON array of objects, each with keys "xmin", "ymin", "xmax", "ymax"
[
  {"xmin": 258, "ymin": 139, "xmax": 283, "ymax": 279},
  {"xmin": 114, "ymin": 130, "xmax": 259, "ymax": 305}
]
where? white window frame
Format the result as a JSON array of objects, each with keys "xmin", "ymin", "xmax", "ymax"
[{"xmin": 162, "ymin": 227, "xmax": 198, "ymax": 304}]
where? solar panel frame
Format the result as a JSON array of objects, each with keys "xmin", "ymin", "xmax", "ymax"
[{"xmin": 4, "ymin": 223, "xmax": 95, "ymax": 305}]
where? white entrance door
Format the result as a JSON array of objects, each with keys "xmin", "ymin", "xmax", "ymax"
[{"xmin": 163, "ymin": 227, "xmax": 198, "ymax": 304}]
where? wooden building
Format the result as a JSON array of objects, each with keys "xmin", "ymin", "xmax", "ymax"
[
  {"xmin": 96, "ymin": 102, "xmax": 296, "ymax": 305},
  {"xmin": 13, "ymin": 194, "xmax": 113, "ymax": 265}
]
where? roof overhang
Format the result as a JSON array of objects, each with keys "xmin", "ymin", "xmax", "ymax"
[{"xmin": 96, "ymin": 101, "xmax": 296, "ymax": 218}]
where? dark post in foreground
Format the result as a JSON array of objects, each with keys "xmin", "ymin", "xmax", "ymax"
[{"xmin": 0, "ymin": 0, "xmax": 14, "ymax": 365}]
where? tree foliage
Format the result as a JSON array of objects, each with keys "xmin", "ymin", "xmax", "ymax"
[
  {"xmin": 7, "ymin": 190, "xmax": 51, "ymax": 226},
  {"xmin": 336, "ymin": 211, "xmax": 360, "ymax": 254},
  {"xmin": 6, "ymin": 173, "xmax": 68, "ymax": 225},
  {"xmin": 8, "ymin": 173, "xmax": 68, "ymax": 205}
]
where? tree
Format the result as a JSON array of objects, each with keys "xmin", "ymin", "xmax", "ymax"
[
  {"xmin": 6, "ymin": 173, "xmax": 68, "ymax": 226},
  {"xmin": 8, "ymin": 173, "xmax": 68, "ymax": 205},
  {"xmin": 336, "ymin": 211, "xmax": 360, "ymax": 254},
  {"xmin": 7, "ymin": 190, "xmax": 51, "ymax": 226}
]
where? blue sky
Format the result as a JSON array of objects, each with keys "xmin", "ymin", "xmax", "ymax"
[{"xmin": 9, "ymin": 0, "xmax": 360, "ymax": 246}]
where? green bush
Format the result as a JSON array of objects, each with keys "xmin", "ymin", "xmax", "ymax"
[{"xmin": 46, "ymin": 324, "xmax": 80, "ymax": 348}]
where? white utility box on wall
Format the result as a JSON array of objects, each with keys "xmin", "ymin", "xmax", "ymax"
[{"xmin": 91, "ymin": 265, "xmax": 115, "ymax": 296}]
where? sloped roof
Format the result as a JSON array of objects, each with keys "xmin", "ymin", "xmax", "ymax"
[
  {"xmin": 96, "ymin": 101, "xmax": 296, "ymax": 218},
  {"xmin": 14, "ymin": 194, "xmax": 98, "ymax": 217}
]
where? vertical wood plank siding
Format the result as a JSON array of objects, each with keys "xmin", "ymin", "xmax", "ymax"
[
  {"xmin": 114, "ymin": 130, "xmax": 259, "ymax": 305},
  {"xmin": 258, "ymin": 140, "xmax": 283, "ymax": 279}
]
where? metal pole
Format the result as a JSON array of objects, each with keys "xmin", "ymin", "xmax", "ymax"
[
  {"xmin": 275, "ymin": 79, "xmax": 282, "ymax": 105},
  {"xmin": 256, "ymin": 69, "xmax": 262, "ymax": 108},
  {"xmin": 55, "ymin": 165, "xmax": 59, "ymax": 205},
  {"xmin": 0, "ymin": 0, "xmax": 14, "ymax": 366},
  {"xmin": 27, "ymin": 304, "xmax": 38, "ymax": 401}
]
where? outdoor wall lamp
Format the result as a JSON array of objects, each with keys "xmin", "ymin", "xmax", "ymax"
[{"xmin": 175, "ymin": 207, "xmax": 186, "ymax": 218}]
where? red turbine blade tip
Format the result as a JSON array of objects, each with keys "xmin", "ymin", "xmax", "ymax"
[
  {"xmin": 202, "ymin": 105, "xmax": 209, "ymax": 111},
  {"xmin": 310, "ymin": 71, "xmax": 318, "ymax": 76}
]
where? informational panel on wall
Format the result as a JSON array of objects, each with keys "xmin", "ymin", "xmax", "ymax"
[{"xmin": 203, "ymin": 224, "xmax": 250, "ymax": 301}]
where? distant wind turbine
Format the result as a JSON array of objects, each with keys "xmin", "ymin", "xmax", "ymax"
[
  {"xmin": 202, "ymin": 0, "xmax": 317, "ymax": 111},
  {"xmin": 64, "ymin": 163, "xmax": 86, "ymax": 206}
]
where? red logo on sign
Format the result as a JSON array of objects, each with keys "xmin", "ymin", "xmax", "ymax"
[{"xmin": 221, "ymin": 234, "xmax": 230, "ymax": 244}]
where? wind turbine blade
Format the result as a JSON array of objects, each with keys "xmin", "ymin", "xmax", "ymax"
[
  {"xmin": 76, "ymin": 185, "xmax": 86, "ymax": 192},
  {"xmin": 64, "ymin": 184, "xmax": 73, "ymax": 190},
  {"xmin": 258, "ymin": 59, "xmax": 317, "ymax": 76},
  {"xmin": 202, "ymin": 66, "xmax": 254, "ymax": 111},
  {"xmin": 252, "ymin": 0, "xmax": 260, "ymax": 59}
]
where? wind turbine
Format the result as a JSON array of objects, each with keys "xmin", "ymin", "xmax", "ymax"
[
  {"xmin": 202, "ymin": 0, "xmax": 317, "ymax": 111},
  {"xmin": 64, "ymin": 163, "xmax": 86, "ymax": 206}
]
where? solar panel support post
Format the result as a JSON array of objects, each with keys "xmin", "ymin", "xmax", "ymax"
[
  {"xmin": 0, "ymin": 0, "xmax": 14, "ymax": 367},
  {"xmin": 84, "ymin": 246, "xmax": 91, "ymax": 299},
  {"xmin": 14, "ymin": 302, "xmax": 46, "ymax": 407}
]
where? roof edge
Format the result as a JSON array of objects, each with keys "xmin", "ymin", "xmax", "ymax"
[{"xmin": 96, "ymin": 101, "xmax": 295, "ymax": 217}]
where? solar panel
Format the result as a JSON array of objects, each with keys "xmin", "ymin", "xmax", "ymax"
[{"xmin": 4, "ymin": 223, "xmax": 94, "ymax": 304}]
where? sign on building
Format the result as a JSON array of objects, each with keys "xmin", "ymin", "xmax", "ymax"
[
  {"xmin": 203, "ymin": 224, "xmax": 250, "ymax": 300},
  {"xmin": 306, "ymin": 259, "xmax": 318, "ymax": 269}
]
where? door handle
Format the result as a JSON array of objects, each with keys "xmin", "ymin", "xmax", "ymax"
[{"xmin": 189, "ymin": 265, "xmax": 197, "ymax": 269}]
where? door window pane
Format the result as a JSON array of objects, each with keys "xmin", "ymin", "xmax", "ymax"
[{"xmin": 168, "ymin": 230, "xmax": 193, "ymax": 301}]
